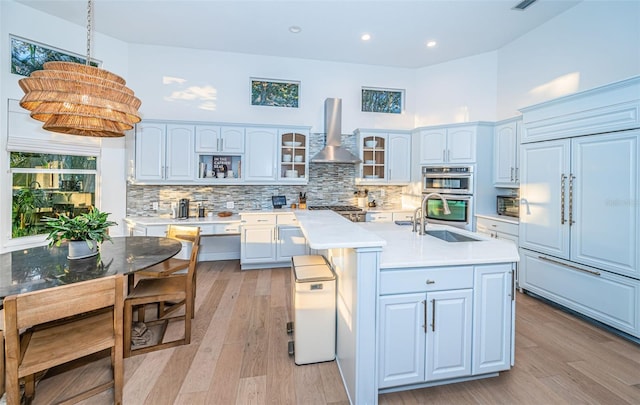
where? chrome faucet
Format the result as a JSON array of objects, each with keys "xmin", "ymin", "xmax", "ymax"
[
  {"xmin": 417, "ymin": 193, "xmax": 451, "ymax": 235},
  {"xmin": 412, "ymin": 207, "xmax": 422, "ymax": 232}
]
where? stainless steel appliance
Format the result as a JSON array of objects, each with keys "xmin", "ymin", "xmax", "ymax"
[
  {"xmin": 422, "ymin": 166, "xmax": 474, "ymax": 194},
  {"xmin": 178, "ymin": 198, "xmax": 189, "ymax": 219},
  {"xmin": 307, "ymin": 205, "xmax": 366, "ymax": 222},
  {"xmin": 424, "ymin": 194, "xmax": 474, "ymax": 230},
  {"xmin": 497, "ymin": 195, "xmax": 519, "ymax": 218},
  {"xmin": 310, "ymin": 98, "xmax": 361, "ymax": 164}
]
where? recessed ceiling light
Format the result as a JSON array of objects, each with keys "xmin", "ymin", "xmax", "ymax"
[
  {"xmin": 361, "ymin": 33, "xmax": 371, "ymax": 41},
  {"xmin": 289, "ymin": 26, "xmax": 302, "ymax": 34},
  {"xmin": 426, "ymin": 40, "xmax": 437, "ymax": 48}
]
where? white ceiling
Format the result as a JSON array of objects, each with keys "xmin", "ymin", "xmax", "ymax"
[{"xmin": 17, "ymin": 0, "xmax": 583, "ymax": 69}]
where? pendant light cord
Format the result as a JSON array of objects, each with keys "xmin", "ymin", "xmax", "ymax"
[{"xmin": 86, "ymin": 0, "xmax": 93, "ymax": 66}]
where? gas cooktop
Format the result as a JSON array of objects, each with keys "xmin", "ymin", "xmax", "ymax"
[{"xmin": 307, "ymin": 205, "xmax": 363, "ymax": 212}]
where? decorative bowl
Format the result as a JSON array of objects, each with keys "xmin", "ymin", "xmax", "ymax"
[
  {"xmin": 283, "ymin": 141, "xmax": 302, "ymax": 147},
  {"xmin": 365, "ymin": 140, "xmax": 377, "ymax": 148}
]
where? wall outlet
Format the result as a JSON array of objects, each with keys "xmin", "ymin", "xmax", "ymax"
[
  {"xmin": 226, "ymin": 201, "xmax": 235, "ymax": 209},
  {"xmin": 380, "ymin": 189, "xmax": 385, "ymax": 196},
  {"xmin": 151, "ymin": 201, "xmax": 159, "ymax": 210}
]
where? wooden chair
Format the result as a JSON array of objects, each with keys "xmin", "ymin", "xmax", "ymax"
[
  {"xmin": 3, "ymin": 275, "xmax": 124, "ymax": 405},
  {"xmin": 134, "ymin": 225, "xmax": 200, "ymax": 318},
  {"xmin": 123, "ymin": 234, "xmax": 200, "ymax": 357}
]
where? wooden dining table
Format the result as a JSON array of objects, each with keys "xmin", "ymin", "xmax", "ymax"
[{"xmin": 0, "ymin": 236, "xmax": 182, "ymax": 301}]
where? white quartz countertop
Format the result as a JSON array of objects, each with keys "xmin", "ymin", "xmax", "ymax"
[
  {"xmin": 359, "ymin": 222, "xmax": 520, "ymax": 268},
  {"xmin": 294, "ymin": 211, "xmax": 519, "ymax": 268},
  {"xmin": 294, "ymin": 210, "xmax": 387, "ymax": 249},
  {"xmin": 124, "ymin": 215, "xmax": 241, "ymax": 225}
]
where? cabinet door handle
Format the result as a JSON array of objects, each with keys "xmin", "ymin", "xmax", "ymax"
[
  {"xmin": 560, "ymin": 174, "xmax": 567, "ymax": 225},
  {"xmin": 431, "ymin": 299, "xmax": 436, "ymax": 332},
  {"xmin": 442, "ymin": 150, "xmax": 446, "ymax": 162},
  {"xmin": 425, "ymin": 279, "xmax": 435, "ymax": 284},
  {"xmin": 422, "ymin": 300, "xmax": 427, "ymax": 333},
  {"xmin": 219, "ymin": 138, "xmax": 224, "ymax": 151},
  {"xmin": 510, "ymin": 167, "xmax": 514, "ymax": 182},
  {"xmin": 569, "ymin": 174, "xmax": 575, "ymax": 226},
  {"xmin": 511, "ymin": 269, "xmax": 515, "ymax": 301},
  {"xmin": 515, "ymin": 167, "xmax": 519, "ymax": 182},
  {"xmin": 538, "ymin": 255, "xmax": 601, "ymax": 276}
]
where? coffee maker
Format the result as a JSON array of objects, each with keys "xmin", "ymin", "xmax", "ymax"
[{"xmin": 178, "ymin": 198, "xmax": 190, "ymax": 219}]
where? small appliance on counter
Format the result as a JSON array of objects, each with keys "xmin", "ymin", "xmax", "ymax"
[
  {"xmin": 178, "ymin": 198, "xmax": 190, "ymax": 219},
  {"xmin": 497, "ymin": 195, "xmax": 519, "ymax": 218}
]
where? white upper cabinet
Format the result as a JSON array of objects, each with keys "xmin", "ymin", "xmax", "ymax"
[
  {"xmin": 195, "ymin": 125, "xmax": 245, "ymax": 153},
  {"xmin": 493, "ymin": 118, "xmax": 521, "ymax": 188},
  {"xmin": 356, "ymin": 130, "xmax": 411, "ymax": 185},
  {"xmin": 135, "ymin": 122, "xmax": 195, "ymax": 182},
  {"xmin": 244, "ymin": 127, "xmax": 278, "ymax": 181},
  {"xmin": 417, "ymin": 125, "xmax": 477, "ymax": 165}
]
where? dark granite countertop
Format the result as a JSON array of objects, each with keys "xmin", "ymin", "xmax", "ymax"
[{"xmin": 0, "ymin": 236, "xmax": 181, "ymax": 299}]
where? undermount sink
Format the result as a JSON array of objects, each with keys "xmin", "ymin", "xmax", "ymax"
[{"xmin": 425, "ymin": 230, "xmax": 481, "ymax": 242}]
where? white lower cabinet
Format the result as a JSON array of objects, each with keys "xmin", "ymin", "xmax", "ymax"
[
  {"xmin": 240, "ymin": 213, "xmax": 308, "ymax": 269},
  {"xmin": 378, "ymin": 264, "xmax": 513, "ymax": 390}
]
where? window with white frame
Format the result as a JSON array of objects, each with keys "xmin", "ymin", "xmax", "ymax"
[{"xmin": 10, "ymin": 152, "xmax": 98, "ymax": 239}]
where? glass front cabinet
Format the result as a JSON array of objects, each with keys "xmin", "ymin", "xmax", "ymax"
[
  {"xmin": 356, "ymin": 129, "xmax": 411, "ymax": 185},
  {"xmin": 278, "ymin": 129, "xmax": 309, "ymax": 182}
]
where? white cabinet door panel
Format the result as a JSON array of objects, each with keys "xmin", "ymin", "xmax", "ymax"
[
  {"xmin": 387, "ymin": 133, "xmax": 411, "ymax": 182},
  {"xmin": 571, "ymin": 132, "xmax": 639, "ymax": 278},
  {"xmin": 419, "ymin": 129, "xmax": 447, "ymax": 164},
  {"xmin": 135, "ymin": 123, "xmax": 165, "ymax": 181},
  {"xmin": 473, "ymin": 265, "xmax": 512, "ymax": 375},
  {"xmin": 426, "ymin": 289, "xmax": 472, "ymax": 381},
  {"xmin": 447, "ymin": 128, "xmax": 476, "ymax": 163},
  {"xmin": 166, "ymin": 125, "xmax": 195, "ymax": 180},
  {"xmin": 245, "ymin": 128, "xmax": 278, "ymax": 181},
  {"xmin": 277, "ymin": 226, "xmax": 308, "ymax": 261},
  {"xmin": 220, "ymin": 126, "xmax": 245, "ymax": 153},
  {"xmin": 195, "ymin": 125, "xmax": 220, "ymax": 152},
  {"xmin": 519, "ymin": 140, "xmax": 571, "ymax": 258},
  {"xmin": 378, "ymin": 293, "xmax": 426, "ymax": 388},
  {"xmin": 240, "ymin": 226, "xmax": 276, "ymax": 263}
]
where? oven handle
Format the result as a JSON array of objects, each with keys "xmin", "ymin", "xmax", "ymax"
[
  {"xmin": 425, "ymin": 194, "xmax": 472, "ymax": 201},
  {"xmin": 424, "ymin": 173, "xmax": 472, "ymax": 178}
]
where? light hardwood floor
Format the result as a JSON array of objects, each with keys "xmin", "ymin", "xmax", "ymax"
[{"xmin": 31, "ymin": 260, "xmax": 640, "ymax": 404}]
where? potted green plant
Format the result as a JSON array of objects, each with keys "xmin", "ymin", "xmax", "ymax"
[{"xmin": 43, "ymin": 206, "xmax": 117, "ymax": 259}]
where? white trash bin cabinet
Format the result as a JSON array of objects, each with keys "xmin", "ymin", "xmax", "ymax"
[{"xmin": 291, "ymin": 260, "xmax": 336, "ymax": 365}]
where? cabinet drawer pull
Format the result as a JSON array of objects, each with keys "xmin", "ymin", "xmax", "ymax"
[
  {"xmin": 425, "ymin": 279, "xmax": 435, "ymax": 284},
  {"xmin": 538, "ymin": 256, "xmax": 601, "ymax": 276}
]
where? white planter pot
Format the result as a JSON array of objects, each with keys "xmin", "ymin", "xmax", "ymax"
[{"xmin": 68, "ymin": 240, "xmax": 99, "ymax": 259}]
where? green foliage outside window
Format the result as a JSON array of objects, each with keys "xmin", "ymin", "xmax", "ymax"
[
  {"xmin": 251, "ymin": 79, "xmax": 299, "ymax": 108},
  {"xmin": 361, "ymin": 88, "xmax": 403, "ymax": 114},
  {"xmin": 11, "ymin": 36, "xmax": 98, "ymax": 77},
  {"xmin": 10, "ymin": 152, "xmax": 97, "ymax": 239}
]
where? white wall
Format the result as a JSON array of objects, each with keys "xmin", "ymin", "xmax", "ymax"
[
  {"xmin": 126, "ymin": 45, "xmax": 417, "ymax": 133},
  {"xmin": 413, "ymin": 52, "xmax": 499, "ymax": 126},
  {"xmin": 496, "ymin": 0, "xmax": 640, "ymax": 119}
]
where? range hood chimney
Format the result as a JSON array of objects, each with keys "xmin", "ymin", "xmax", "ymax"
[{"xmin": 311, "ymin": 98, "xmax": 362, "ymax": 164}]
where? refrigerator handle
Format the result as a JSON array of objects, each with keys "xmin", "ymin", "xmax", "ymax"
[
  {"xmin": 560, "ymin": 174, "xmax": 567, "ymax": 225},
  {"xmin": 569, "ymin": 174, "xmax": 576, "ymax": 225}
]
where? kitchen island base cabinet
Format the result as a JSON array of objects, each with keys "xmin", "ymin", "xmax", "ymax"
[{"xmin": 378, "ymin": 264, "xmax": 513, "ymax": 393}]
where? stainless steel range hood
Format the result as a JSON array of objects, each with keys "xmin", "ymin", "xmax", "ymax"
[{"xmin": 311, "ymin": 98, "xmax": 362, "ymax": 164}]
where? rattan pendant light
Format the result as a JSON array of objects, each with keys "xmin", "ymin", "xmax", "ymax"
[{"xmin": 18, "ymin": 0, "xmax": 141, "ymax": 137}]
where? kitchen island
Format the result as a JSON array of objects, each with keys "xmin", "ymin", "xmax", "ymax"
[{"xmin": 294, "ymin": 210, "xmax": 520, "ymax": 405}]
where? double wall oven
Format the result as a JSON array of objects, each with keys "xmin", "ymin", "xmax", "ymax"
[{"xmin": 422, "ymin": 166, "xmax": 474, "ymax": 230}]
